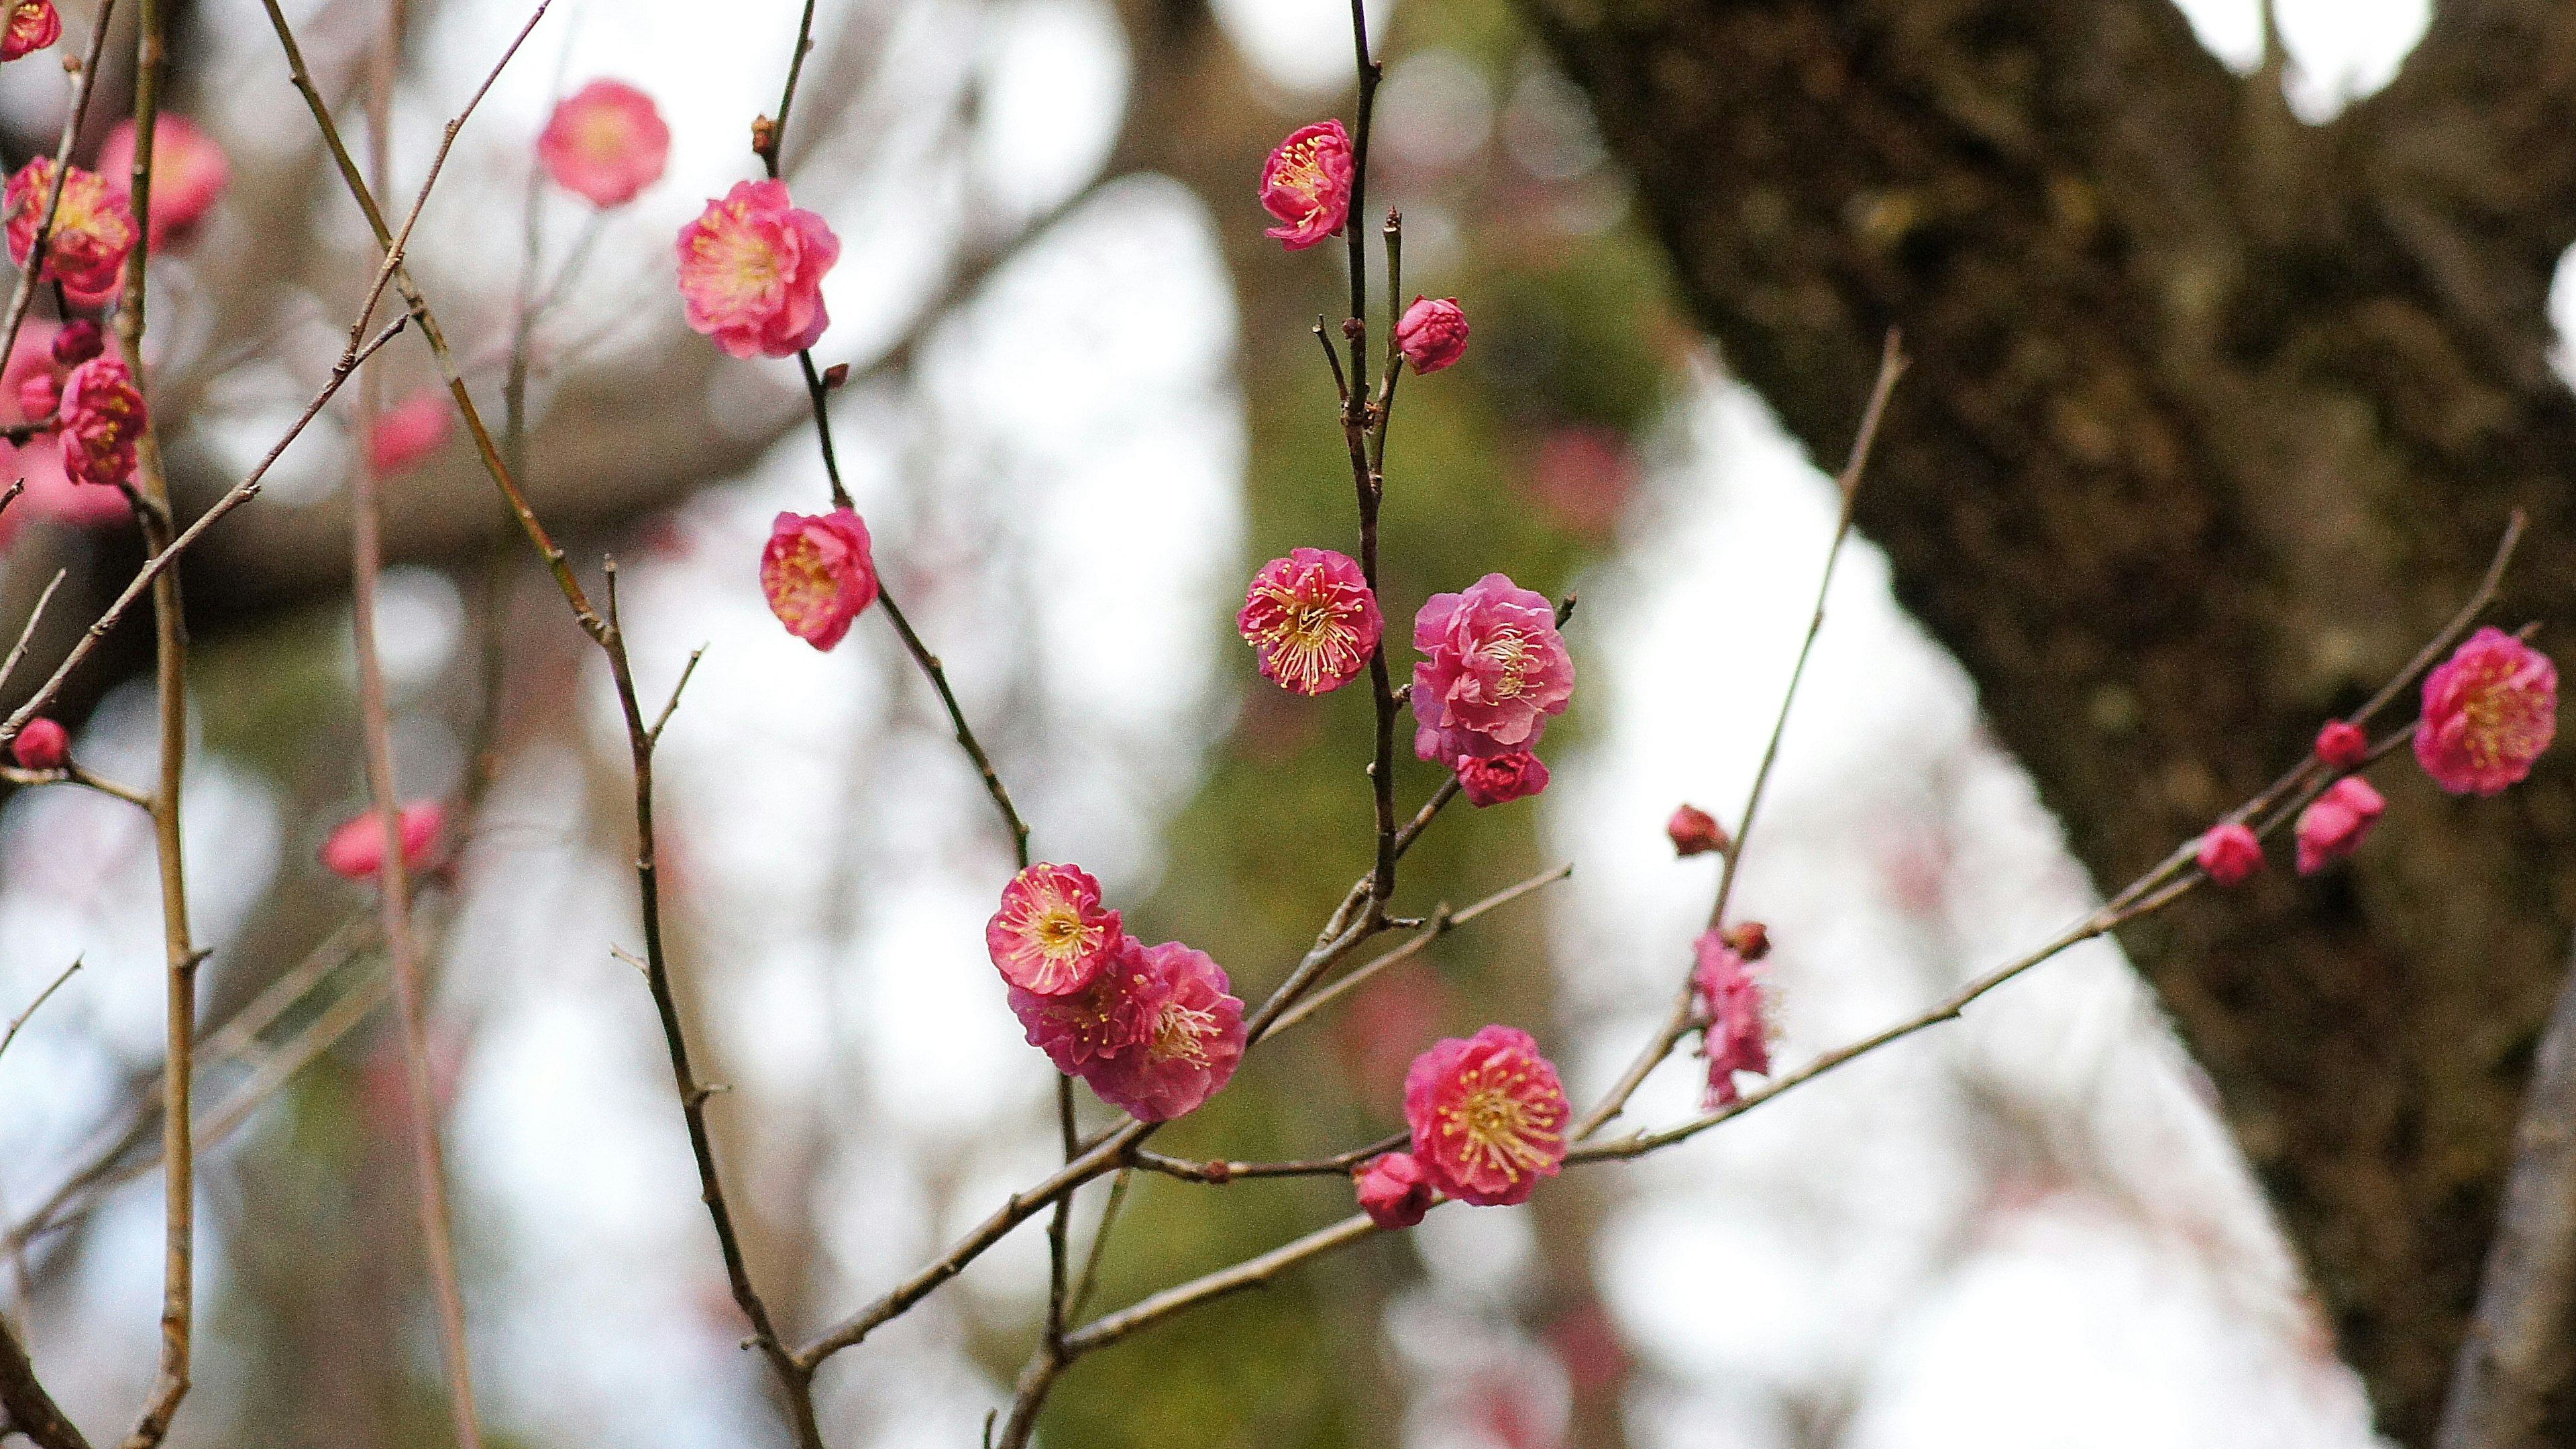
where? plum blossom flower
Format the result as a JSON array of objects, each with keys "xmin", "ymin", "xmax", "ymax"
[
  {"xmin": 1010, "ymin": 967, "xmax": 1157, "ymax": 1075},
  {"xmin": 2315, "ymin": 719, "xmax": 2369, "ymax": 769},
  {"xmin": 369, "ymin": 388, "xmax": 452, "ymax": 477},
  {"xmin": 1666, "ymin": 804, "xmax": 1726, "ymax": 857},
  {"xmin": 0, "ymin": 322, "xmax": 117, "ymax": 540},
  {"xmin": 49, "ymin": 319, "xmax": 99, "ymax": 366},
  {"xmin": 759, "ymin": 508, "xmax": 879, "ymax": 651},
  {"xmin": 1238, "ymin": 547, "xmax": 1382, "ymax": 695},
  {"xmin": 1396, "ymin": 297, "xmax": 1468, "ymax": 373},
  {"xmin": 6, "ymin": 159, "xmax": 136, "ymax": 307},
  {"xmin": 1411, "ymin": 574, "xmax": 1574, "ymax": 761},
  {"xmin": 987, "ymin": 863, "xmax": 1122, "ymax": 997},
  {"xmin": 1457, "ymin": 751, "xmax": 1548, "ymax": 807},
  {"xmin": 2296, "ymin": 776, "xmax": 2387, "ymax": 875},
  {"xmin": 1403, "ymin": 1025, "xmax": 1570, "ymax": 1207},
  {"xmin": 1084, "ymin": 940, "xmax": 1246, "ymax": 1122},
  {"xmin": 1353, "ymin": 1152, "xmax": 1435, "ymax": 1230},
  {"xmin": 10, "ymin": 717, "xmax": 66, "ymax": 769},
  {"xmin": 2196, "ymin": 822, "xmax": 2263, "ymax": 887},
  {"xmin": 100, "ymin": 116, "xmax": 230, "ymax": 250},
  {"xmin": 321, "ymin": 800, "xmax": 445, "ymax": 881},
  {"xmin": 2416, "ymin": 627, "xmax": 2557, "ymax": 796},
  {"xmin": 56, "ymin": 356, "xmax": 145, "ymax": 490},
  {"xmin": 1258, "ymin": 120, "xmax": 1353, "ymax": 250},
  {"xmin": 675, "ymin": 179, "xmax": 840, "ymax": 359},
  {"xmin": 1, "ymin": 1, "xmax": 57, "ymax": 62},
  {"xmin": 539, "ymin": 80, "xmax": 670, "ymax": 208},
  {"xmin": 1692, "ymin": 930, "xmax": 1771, "ymax": 1107}
]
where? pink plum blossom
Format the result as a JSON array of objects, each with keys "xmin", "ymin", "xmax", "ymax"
[
  {"xmin": 1403, "ymin": 1025, "xmax": 1569, "ymax": 1207},
  {"xmin": 11, "ymin": 717, "xmax": 66, "ymax": 769},
  {"xmin": 2315, "ymin": 719, "xmax": 2369, "ymax": 769},
  {"xmin": 1010, "ymin": 965, "xmax": 1157, "ymax": 1075},
  {"xmin": 1083, "ymin": 939, "xmax": 1246, "ymax": 1122},
  {"xmin": 1666, "ymin": 804, "xmax": 1725, "ymax": 857},
  {"xmin": 6, "ymin": 159, "xmax": 134, "ymax": 307},
  {"xmin": 49, "ymin": 319, "xmax": 99, "ymax": 366},
  {"xmin": 1411, "ymin": 573, "xmax": 1574, "ymax": 762},
  {"xmin": 56, "ymin": 356, "xmax": 145, "ymax": 490},
  {"xmin": 1, "ymin": 1, "xmax": 56, "ymax": 62},
  {"xmin": 1396, "ymin": 296, "xmax": 1469, "ymax": 373},
  {"xmin": 1456, "ymin": 751, "xmax": 1548, "ymax": 807},
  {"xmin": 987, "ymin": 863, "xmax": 1122, "ymax": 997},
  {"xmin": 759, "ymin": 508, "xmax": 879, "ymax": 651},
  {"xmin": 0, "ymin": 321, "xmax": 118, "ymax": 538},
  {"xmin": 321, "ymin": 800, "xmax": 445, "ymax": 881},
  {"xmin": 368, "ymin": 388, "xmax": 452, "ymax": 477},
  {"xmin": 1258, "ymin": 120, "xmax": 1354, "ymax": 250},
  {"xmin": 1692, "ymin": 930, "xmax": 1771, "ymax": 1107},
  {"xmin": 1238, "ymin": 547, "xmax": 1382, "ymax": 695},
  {"xmin": 676, "ymin": 179, "xmax": 840, "ymax": 359},
  {"xmin": 539, "ymin": 80, "xmax": 670, "ymax": 208},
  {"xmin": 2415, "ymin": 627, "xmax": 2557, "ymax": 796},
  {"xmin": 100, "ymin": 116, "xmax": 230, "ymax": 250},
  {"xmin": 1354, "ymin": 1152, "xmax": 1435, "ymax": 1230},
  {"xmin": 2197, "ymin": 822, "xmax": 2263, "ymax": 887},
  {"xmin": 2296, "ymin": 776, "xmax": 2387, "ymax": 875}
]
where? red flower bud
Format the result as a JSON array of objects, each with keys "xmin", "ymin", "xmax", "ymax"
[
  {"xmin": 48, "ymin": 317, "xmax": 100, "ymax": 366},
  {"xmin": 1667, "ymin": 804, "xmax": 1727, "ymax": 857},
  {"xmin": 2314, "ymin": 719, "xmax": 2368, "ymax": 769},
  {"xmin": 11, "ymin": 716, "xmax": 67, "ymax": 769},
  {"xmin": 1725, "ymin": 921, "xmax": 1770, "ymax": 962},
  {"xmin": 2196, "ymin": 822, "xmax": 2263, "ymax": 887}
]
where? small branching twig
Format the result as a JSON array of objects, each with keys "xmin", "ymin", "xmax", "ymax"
[{"xmin": 0, "ymin": 959, "xmax": 80, "ymax": 1065}]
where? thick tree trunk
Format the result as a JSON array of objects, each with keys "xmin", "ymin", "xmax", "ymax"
[{"xmin": 1522, "ymin": 1, "xmax": 2576, "ymax": 1441}]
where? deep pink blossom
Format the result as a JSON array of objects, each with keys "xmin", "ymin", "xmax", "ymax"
[
  {"xmin": 48, "ymin": 319, "xmax": 99, "ymax": 366},
  {"xmin": 2196, "ymin": 822, "xmax": 2263, "ymax": 887},
  {"xmin": 1666, "ymin": 804, "xmax": 1725, "ymax": 857},
  {"xmin": 1457, "ymin": 751, "xmax": 1548, "ymax": 807},
  {"xmin": 321, "ymin": 800, "xmax": 445, "ymax": 881},
  {"xmin": 1396, "ymin": 296, "xmax": 1469, "ymax": 374},
  {"xmin": 11, "ymin": 717, "xmax": 66, "ymax": 769},
  {"xmin": 56, "ymin": 356, "xmax": 145, "ymax": 490},
  {"xmin": 1411, "ymin": 574, "xmax": 1574, "ymax": 761},
  {"xmin": 1083, "ymin": 939, "xmax": 1246, "ymax": 1122},
  {"xmin": 0, "ymin": 322, "xmax": 117, "ymax": 537},
  {"xmin": 5, "ymin": 159, "xmax": 135, "ymax": 307},
  {"xmin": 1403, "ymin": 1025, "xmax": 1570, "ymax": 1208},
  {"xmin": 2416, "ymin": 627, "xmax": 2557, "ymax": 796},
  {"xmin": 539, "ymin": 80, "xmax": 670, "ymax": 208},
  {"xmin": 676, "ymin": 179, "xmax": 840, "ymax": 359},
  {"xmin": 1692, "ymin": 930, "xmax": 1771, "ymax": 1108},
  {"xmin": 368, "ymin": 388, "xmax": 452, "ymax": 477},
  {"xmin": 1010, "ymin": 965, "xmax": 1157, "ymax": 1075},
  {"xmin": 99, "ymin": 116, "xmax": 230, "ymax": 250},
  {"xmin": 987, "ymin": 863, "xmax": 1122, "ymax": 996},
  {"xmin": 2314, "ymin": 720, "xmax": 2369, "ymax": 770},
  {"xmin": 1, "ymin": 1, "xmax": 56, "ymax": 62},
  {"xmin": 1258, "ymin": 120, "xmax": 1354, "ymax": 250},
  {"xmin": 1354, "ymin": 1152, "xmax": 1435, "ymax": 1230},
  {"xmin": 2295, "ymin": 776, "xmax": 2386, "ymax": 875},
  {"xmin": 759, "ymin": 508, "xmax": 879, "ymax": 651},
  {"xmin": 1238, "ymin": 547, "xmax": 1382, "ymax": 695}
]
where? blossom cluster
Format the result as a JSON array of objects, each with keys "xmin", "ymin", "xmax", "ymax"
[
  {"xmin": 1355, "ymin": 1024, "xmax": 1572, "ymax": 1227},
  {"xmin": 987, "ymin": 863, "xmax": 1247, "ymax": 1122}
]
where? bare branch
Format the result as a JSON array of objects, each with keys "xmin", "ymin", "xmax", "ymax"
[{"xmin": 0, "ymin": 958, "xmax": 80, "ymax": 1065}]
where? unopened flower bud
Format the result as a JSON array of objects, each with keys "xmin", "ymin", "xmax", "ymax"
[
  {"xmin": 2314, "ymin": 719, "xmax": 2368, "ymax": 770},
  {"xmin": 1354, "ymin": 1152, "xmax": 1434, "ymax": 1230},
  {"xmin": 1667, "ymin": 804, "xmax": 1727, "ymax": 857},
  {"xmin": 11, "ymin": 716, "xmax": 66, "ymax": 769},
  {"xmin": 2296, "ymin": 776, "xmax": 2386, "ymax": 875},
  {"xmin": 48, "ymin": 317, "xmax": 100, "ymax": 366},
  {"xmin": 2196, "ymin": 822, "xmax": 2263, "ymax": 887},
  {"xmin": 16, "ymin": 372, "xmax": 55, "ymax": 420},
  {"xmin": 1725, "ymin": 921, "xmax": 1771, "ymax": 961},
  {"xmin": 1396, "ymin": 296, "xmax": 1469, "ymax": 374}
]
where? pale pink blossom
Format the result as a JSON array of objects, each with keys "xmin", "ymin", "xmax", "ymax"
[
  {"xmin": 56, "ymin": 356, "xmax": 145, "ymax": 490},
  {"xmin": 1239, "ymin": 547, "xmax": 1382, "ymax": 695},
  {"xmin": 1403, "ymin": 1025, "xmax": 1569, "ymax": 1207},
  {"xmin": 2196, "ymin": 822, "xmax": 2263, "ymax": 887},
  {"xmin": 1457, "ymin": 751, "xmax": 1548, "ymax": 807},
  {"xmin": 1396, "ymin": 296, "xmax": 1468, "ymax": 373},
  {"xmin": 99, "ymin": 116, "xmax": 230, "ymax": 250},
  {"xmin": 368, "ymin": 388, "xmax": 452, "ymax": 477},
  {"xmin": 5, "ymin": 159, "xmax": 135, "ymax": 307},
  {"xmin": 1411, "ymin": 573, "xmax": 1573, "ymax": 761},
  {"xmin": 2296, "ymin": 776, "xmax": 2387, "ymax": 875},
  {"xmin": 1691, "ymin": 930, "xmax": 1770, "ymax": 1107},
  {"xmin": 1, "ymin": 1, "xmax": 56, "ymax": 62},
  {"xmin": 538, "ymin": 80, "xmax": 671, "ymax": 208},
  {"xmin": 1354, "ymin": 1151, "xmax": 1435, "ymax": 1230},
  {"xmin": 759, "ymin": 508, "xmax": 879, "ymax": 651},
  {"xmin": 2416, "ymin": 627, "xmax": 2557, "ymax": 796},
  {"xmin": 15, "ymin": 372, "xmax": 53, "ymax": 420},
  {"xmin": 1666, "ymin": 804, "xmax": 1725, "ymax": 857},
  {"xmin": 1259, "ymin": 120, "xmax": 1354, "ymax": 250},
  {"xmin": 2314, "ymin": 719, "xmax": 2368, "ymax": 769},
  {"xmin": 10, "ymin": 717, "xmax": 66, "ymax": 769},
  {"xmin": 1084, "ymin": 940, "xmax": 1246, "ymax": 1122},
  {"xmin": 675, "ymin": 179, "xmax": 840, "ymax": 359},
  {"xmin": 321, "ymin": 800, "xmax": 445, "ymax": 881},
  {"xmin": 986, "ymin": 863, "xmax": 1122, "ymax": 997}
]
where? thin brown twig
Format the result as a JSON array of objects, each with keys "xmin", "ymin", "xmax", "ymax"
[
  {"xmin": 1267, "ymin": 864, "xmax": 1571, "ymax": 1037},
  {"xmin": 0, "ymin": 958, "xmax": 80, "ymax": 1065},
  {"xmin": 0, "ymin": 567, "xmax": 68, "ymax": 696}
]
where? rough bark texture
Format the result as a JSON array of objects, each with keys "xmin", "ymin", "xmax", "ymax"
[{"xmin": 1521, "ymin": 1, "xmax": 2576, "ymax": 1442}]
